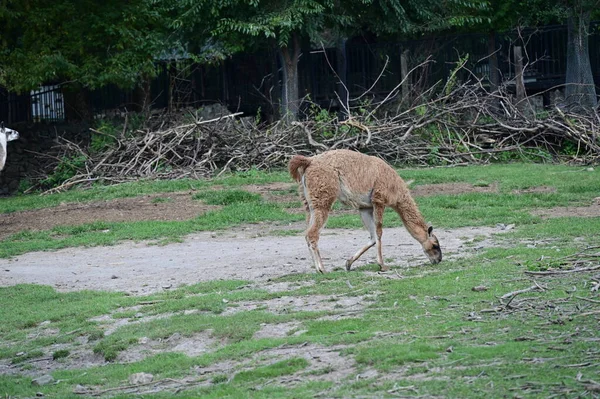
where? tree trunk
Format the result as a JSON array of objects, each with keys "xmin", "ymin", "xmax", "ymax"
[
  {"xmin": 565, "ymin": 10, "xmax": 597, "ymax": 111},
  {"xmin": 400, "ymin": 49, "xmax": 410, "ymax": 104},
  {"xmin": 487, "ymin": 32, "xmax": 500, "ymax": 113},
  {"xmin": 279, "ymin": 32, "xmax": 301, "ymax": 122}
]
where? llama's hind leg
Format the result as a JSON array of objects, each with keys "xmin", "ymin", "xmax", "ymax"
[
  {"xmin": 306, "ymin": 208, "xmax": 329, "ymax": 273},
  {"xmin": 345, "ymin": 208, "xmax": 377, "ymax": 271},
  {"xmin": 373, "ymin": 205, "xmax": 388, "ymax": 271},
  {"xmin": 302, "ymin": 169, "xmax": 337, "ymax": 273}
]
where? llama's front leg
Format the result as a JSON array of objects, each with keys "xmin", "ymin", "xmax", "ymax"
[
  {"xmin": 306, "ymin": 208, "xmax": 328, "ymax": 273},
  {"xmin": 345, "ymin": 208, "xmax": 377, "ymax": 271}
]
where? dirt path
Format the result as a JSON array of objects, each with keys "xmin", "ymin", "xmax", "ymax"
[{"xmin": 0, "ymin": 224, "xmax": 499, "ymax": 295}]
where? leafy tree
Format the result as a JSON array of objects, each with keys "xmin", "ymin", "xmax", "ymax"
[
  {"xmin": 562, "ymin": 0, "xmax": 598, "ymax": 110},
  {"xmin": 170, "ymin": 0, "xmax": 490, "ymax": 121},
  {"xmin": 169, "ymin": 0, "xmax": 352, "ymax": 121},
  {"xmin": 0, "ymin": 0, "xmax": 172, "ymax": 118}
]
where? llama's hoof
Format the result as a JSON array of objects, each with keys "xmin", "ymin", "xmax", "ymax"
[
  {"xmin": 379, "ymin": 266, "xmax": 390, "ymax": 272},
  {"xmin": 345, "ymin": 260, "xmax": 352, "ymax": 271}
]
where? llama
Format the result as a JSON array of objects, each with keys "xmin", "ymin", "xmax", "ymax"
[
  {"xmin": 0, "ymin": 122, "xmax": 20, "ymax": 171},
  {"xmin": 289, "ymin": 149, "xmax": 442, "ymax": 273}
]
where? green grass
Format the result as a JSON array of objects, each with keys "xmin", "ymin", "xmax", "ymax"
[{"xmin": 1, "ymin": 163, "xmax": 599, "ymax": 397}]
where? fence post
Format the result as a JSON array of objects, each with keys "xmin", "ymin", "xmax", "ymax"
[
  {"xmin": 401, "ymin": 49, "xmax": 410, "ymax": 103},
  {"xmin": 513, "ymin": 46, "xmax": 527, "ymax": 113},
  {"xmin": 336, "ymin": 38, "xmax": 349, "ymax": 119}
]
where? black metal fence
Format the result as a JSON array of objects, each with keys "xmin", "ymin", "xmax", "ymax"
[{"xmin": 2, "ymin": 23, "xmax": 599, "ymax": 124}]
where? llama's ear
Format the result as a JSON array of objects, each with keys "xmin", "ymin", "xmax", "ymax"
[
  {"xmin": 427, "ymin": 226, "xmax": 434, "ymax": 236},
  {"xmin": 1, "ymin": 121, "xmax": 4, "ymax": 130}
]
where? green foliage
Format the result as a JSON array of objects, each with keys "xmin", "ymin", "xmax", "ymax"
[
  {"xmin": 0, "ymin": 0, "xmax": 173, "ymax": 92},
  {"xmin": 560, "ymin": 139, "xmax": 580, "ymax": 156},
  {"xmin": 445, "ymin": 54, "xmax": 469, "ymax": 96},
  {"xmin": 42, "ymin": 155, "xmax": 87, "ymax": 188},
  {"xmin": 309, "ymin": 103, "xmax": 337, "ymax": 138},
  {"xmin": 90, "ymin": 122, "xmax": 119, "ymax": 153}
]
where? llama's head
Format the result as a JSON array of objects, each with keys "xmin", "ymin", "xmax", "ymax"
[
  {"xmin": 422, "ymin": 226, "xmax": 442, "ymax": 264},
  {"xmin": 1, "ymin": 122, "xmax": 19, "ymax": 143}
]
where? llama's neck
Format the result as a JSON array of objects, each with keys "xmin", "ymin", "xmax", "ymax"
[
  {"xmin": 392, "ymin": 194, "xmax": 429, "ymax": 243},
  {"xmin": 0, "ymin": 134, "xmax": 7, "ymax": 170}
]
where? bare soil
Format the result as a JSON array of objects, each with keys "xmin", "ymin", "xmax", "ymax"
[
  {"xmin": 0, "ymin": 192, "xmax": 218, "ymax": 240},
  {"xmin": 531, "ymin": 196, "xmax": 600, "ymax": 219}
]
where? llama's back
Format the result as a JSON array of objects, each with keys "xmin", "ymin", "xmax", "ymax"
[{"xmin": 309, "ymin": 149, "xmax": 405, "ymax": 205}]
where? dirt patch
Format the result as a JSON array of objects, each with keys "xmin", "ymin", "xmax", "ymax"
[
  {"xmin": 0, "ymin": 192, "xmax": 218, "ymax": 240},
  {"xmin": 253, "ymin": 322, "xmax": 302, "ymax": 339},
  {"xmin": 241, "ymin": 182, "xmax": 298, "ymax": 204},
  {"xmin": 117, "ymin": 331, "xmax": 219, "ymax": 363},
  {"xmin": 223, "ymin": 293, "xmax": 378, "ymax": 317},
  {"xmin": 512, "ymin": 185, "xmax": 557, "ymax": 195},
  {"xmin": 531, "ymin": 197, "xmax": 600, "ymax": 219}
]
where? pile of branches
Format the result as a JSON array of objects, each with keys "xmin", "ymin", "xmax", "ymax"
[{"xmin": 34, "ymin": 68, "xmax": 600, "ymax": 193}]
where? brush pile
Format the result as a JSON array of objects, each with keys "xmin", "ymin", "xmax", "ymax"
[{"xmin": 33, "ymin": 76, "xmax": 600, "ymax": 193}]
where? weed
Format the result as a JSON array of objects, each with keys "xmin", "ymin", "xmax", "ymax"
[
  {"xmin": 193, "ymin": 189, "xmax": 261, "ymax": 205},
  {"xmin": 211, "ymin": 374, "xmax": 229, "ymax": 384},
  {"xmin": 52, "ymin": 349, "xmax": 70, "ymax": 360}
]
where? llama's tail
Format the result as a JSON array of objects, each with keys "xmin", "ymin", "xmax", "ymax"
[{"xmin": 288, "ymin": 155, "xmax": 312, "ymax": 182}]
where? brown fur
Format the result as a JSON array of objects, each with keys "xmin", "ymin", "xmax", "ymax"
[{"xmin": 288, "ymin": 149, "xmax": 442, "ymax": 273}]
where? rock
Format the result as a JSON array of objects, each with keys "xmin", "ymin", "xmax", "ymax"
[
  {"xmin": 472, "ymin": 286, "xmax": 489, "ymax": 292},
  {"xmin": 166, "ymin": 333, "xmax": 181, "ymax": 342},
  {"xmin": 128, "ymin": 372, "xmax": 154, "ymax": 385},
  {"xmin": 32, "ymin": 375, "xmax": 54, "ymax": 386}
]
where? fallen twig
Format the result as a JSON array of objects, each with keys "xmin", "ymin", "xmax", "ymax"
[{"xmin": 524, "ymin": 265, "xmax": 600, "ymax": 276}]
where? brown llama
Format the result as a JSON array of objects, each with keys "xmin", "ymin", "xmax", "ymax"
[{"xmin": 289, "ymin": 149, "xmax": 442, "ymax": 273}]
